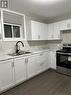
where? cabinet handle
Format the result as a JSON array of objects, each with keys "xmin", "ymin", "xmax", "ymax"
[{"xmin": 25, "ymin": 58, "xmax": 28, "ymax": 63}]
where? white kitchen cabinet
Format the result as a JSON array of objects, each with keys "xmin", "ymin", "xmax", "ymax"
[
  {"xmin": 26, "ymin": 20, "xmax": 63, "ymax": 41},
  {"xmin": 27, "ymin": 51, "xmax": 49, "ymax": 79},
  {"xmin": 48, "ymin": 23, "xmax": 54, "ymax": 40},
  {"xmin": 50, "ymin": 51, "xmax": 56, "ymax": 69},
  {"xmin": 14, "ymin": 57, "xmax": 27, "ymax": 84},
  {"xmin": 60, "ymin": 19, "xmax": 71, "ymax": 30},
  {"xmin": 31, "ymin": 21, "xmax": 40, "ymax": 40},
  {"xmin": 39, "ymin": 23, "xmax": 48, "ymax": 40},
  {"xmin": 27, "ymin": 54, "xmax": 41, "ymax": 79},
  {"xmin": 48, "ymin": 22, "xmax": 62, "ymax": 40},
  {"xmin": 38, "ymin": 51, "xmax": 50, "ymax": 72},
  {"xmin": 53, "ymin": 22, "xmax": 62, "ymax": 40},
  {"xmin": 0, "ymin": 59, "xmax": 14, "ymax": 91},
  {"xmin": 26, "ymin": 20, "xmax": 48, "ymax": 40}
]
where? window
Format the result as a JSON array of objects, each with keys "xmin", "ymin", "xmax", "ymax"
[
  {"xmin": 4, "ymin": 23, "xmax": 21, "ymax": 38},
  {"xmin": 4, "ymin": 24, "xmax": 12, "ymax": 38},
  {"xmin": 13, "ymin": 26, "xmax": 20, "ymax": 38}
]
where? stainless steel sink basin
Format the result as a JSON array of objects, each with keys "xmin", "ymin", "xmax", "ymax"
[{"xmin": 8, "ymin": 51, "xmax": 32, "ymax": 56}]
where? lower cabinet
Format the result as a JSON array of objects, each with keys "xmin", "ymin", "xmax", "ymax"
[
  {"xmin": 39, "ymin": 52, "xmax": 50, "ymax": 72},
  {"xmin": 0, "ymin": 50, "xmax": 56, "ymax": 92},
  {"xmin": 0, "ymin": 59, "xmax": 14, "ymax": 92},
  {"xmin": 14, "ymin": 57, "xmax": 27, "ymax": 84},
  {"xmin": 50, "ymin": 51, "xmax": 56, "ymax": 69},
  {"xmin": 27, "ymin": 54, "xmax": 41, "ymax": 79},
  {"xmin": 27, "ymin": 52, "xmax": 50, "ymax": 79}
]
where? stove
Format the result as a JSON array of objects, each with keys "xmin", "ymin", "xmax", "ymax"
[
  {"xmin": 56, "ymin": 44, "xmax": 71, "ymax": 54},
  {"xmin": 56, "ymin": 44, "xmax": 71, "ymax": 76}
]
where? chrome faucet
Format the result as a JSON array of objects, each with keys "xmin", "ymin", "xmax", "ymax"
[{"xmin": 16, "ymin": 41, "xmax": 24, "ymax": 54}]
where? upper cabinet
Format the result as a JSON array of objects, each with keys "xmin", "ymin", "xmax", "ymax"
[
  {"xmin": 0, "ymin": 9, "xmax": 26, "ymax": 41},
  {"xmin": 48, "ymin": 22, "xmax": 62, "ymax": 40},
  {"xmin": 53, "ymin": 22, "xmax": 62, "ymax": 40},
  {"xmin": 26, "ymin": 20, "xmax": 48, "ymax": 40},
  {"xmin": 48, "ymin": 23, "xmax": 54, "ymax": 40},
  {"xmin": 60, "ymin": 19, "xmax": 71, "ymax": 30}
]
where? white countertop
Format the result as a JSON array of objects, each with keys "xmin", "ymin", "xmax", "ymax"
[
  {"xmin": 0, "ymin": 49, "xmax": 57, "ymax": 61},
  {"xmin": 0, "ymin": 54, "xmax": 13, "ymax": 61}
]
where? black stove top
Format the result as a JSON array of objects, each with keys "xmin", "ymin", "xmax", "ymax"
[
  {"xmin": 56, "ymin": 49, "xmax": 71, "ymax": 53},
  {"xmin": 57, "ymin": 44, "xmax": 71, "ymax": 53}
]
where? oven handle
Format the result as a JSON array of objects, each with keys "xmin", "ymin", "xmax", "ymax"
[{"xmin": 56, "ymin": 52, "xmax": 71, "ymax": 55}]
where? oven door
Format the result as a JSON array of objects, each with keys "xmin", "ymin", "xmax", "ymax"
[
  {"xmin": 56, "ymin": 52, "xmax": 71, "ymax": 76},
  {"xmin": 56, "ymin": 53, "xmax": 71, "ymax": 69}
]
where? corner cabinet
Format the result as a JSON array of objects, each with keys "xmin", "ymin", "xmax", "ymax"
[
  {"xmin": 26, "ymin": 19, "xmax": 62, "ymax": 41},
  {"xmin": 0, "ymin": 59, "xmax": 14, "ymax": 92},
  {"xmin": 48, "ymin": 22, "xmax": 62, "ymax": 40}
]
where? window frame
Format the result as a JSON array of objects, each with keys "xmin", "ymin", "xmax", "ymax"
[
  {"xmin": 3, "ymin": 23, "xmax": 23, "ymax": 41},
  {"xmin": 0, "ymin": 8, "xmax": 26, "ymax": 41}
]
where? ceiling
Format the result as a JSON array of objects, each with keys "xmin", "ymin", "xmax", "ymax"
[{"xmin": 7, "ymin": 0, "xmax": 71, "ymax": 23}]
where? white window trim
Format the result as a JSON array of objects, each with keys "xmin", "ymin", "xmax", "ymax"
[
  {"xmin": 0, "ymin": 8, "xmax": 26, "ymax": 41},
  {"xmin": 3, "ymin": 23, "xmax": 24, "ymax": 41}
]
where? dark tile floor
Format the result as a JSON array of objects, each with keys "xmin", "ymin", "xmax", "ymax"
[{"xmin": 1, "ymin": 69, "xmax": 71, "ymax": 95}]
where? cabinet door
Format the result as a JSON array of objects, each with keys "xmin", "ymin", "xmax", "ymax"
[
  {"xmin": 48, "ymin": 24, "xmax": 54, "ymax": 40},
  {"xmin": 27, "ymin": 54, "xmax": 40, "ymax": 79},
  {"xmin": 44, "ymin": 24, "xmax": 48, "ymax": 40},
  {"xmin": 53, "ymin": 22, "xmax": 61, "ymax": 39},
  {"xmin": 31, "ymin": 21, "xmax": 48, "ymax": 40},
  {"xmin": 0, "ymin": 59, "xmax": 14, "ymax": 91},
  {"xmin": 60, "ymin": 19, "xmax": 71, "ymax": 30},
  {"xmin": 40, "ymin": 23, "xmax": 48, "ymax": 40},
  {"xmin": 50, "ymin": 51, "xmax": 56, "ymax": 69},
  {"xmin": 14, "ymin": 57, "xmax": 27, "ymax": 84},
  {"xmin": 38, "ymin": 52, "xmax": 50, "ymax": 72},
  {"xmin": 31, "ymin": 21, "xmax": 39, "ymax": 40}
]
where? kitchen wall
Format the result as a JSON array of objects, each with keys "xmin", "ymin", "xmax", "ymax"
[
  {"xmin": 0, "ymin": 40, "xmax": 48, "ymax": 54},
  {"xmin": 46, "ymin": 40, "xmax": 62, "ymax": 50}
]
